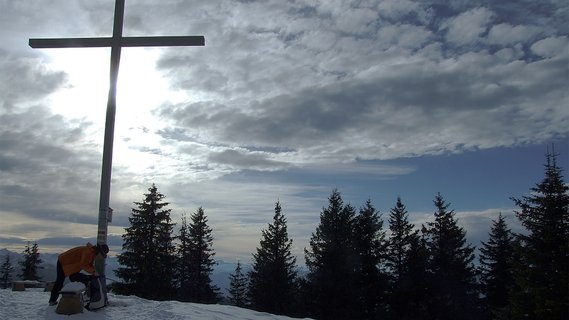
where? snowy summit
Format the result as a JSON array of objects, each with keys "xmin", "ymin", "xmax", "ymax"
[{"xmin": 1, "ymin": 289, "xmax": 312, "ymax": 320}]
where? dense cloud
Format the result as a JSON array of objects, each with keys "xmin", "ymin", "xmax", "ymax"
[
  {"xmin": 151, "ymin": 0, "xmax": 568, "ymax": 168},
  {"xmin": 0, "ymin": 51, "xmax": 67, "ymax": 106},
  {"xmin": 0, "ymin": 105, "xmax": 101, "ymax": 220}
]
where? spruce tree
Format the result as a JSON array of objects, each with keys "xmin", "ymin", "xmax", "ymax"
[
  {"xmin": 399, "ymin": 230, "xmax": 431, "ymax": 320},
  {"xmin": 386, "ymin": 196, "xmax": 424, "ymax": 319},
  {"xmin": 249, "ymin": 201, "xmax": 298, "ymax": 315},
  {"xmin": 18, "ymin": 242, "xmax": 43, "ymax": 281},
  {"xmin": 353, "ymin": 199, "xmax": 389, "ymax": 319},
  {"xmin": 178, "ymin": 207, "xmax": 219, "ymax": 303},
  {"xmin": 227, "ymin": 261, "xmax": 249, "ymax": 307},
  {"xmin": 115, "ymin": 184, "xmax": 177, "ymax": 300},
  {"xmin": 479, "ymin": 213, "xmax": 514, "ymax": 319},
  {"xmin": 1, "ymin": 254, "xmax": 14, "ymax": 289},
  {"xmin": 176, "ymin": 214, "xmax": 192, "ymax": 300},
  {"xmin": 386, "ymin": 196, "xmax": 416, "ymax": 282},
  {"xmin": 305, "ymin": 189, "xmax": 358, "ymax": 320},
  {"xmin": 510, "ymin": 150, "xmax": 569, "ymax": 319},
  {"xmin": 423, "ymin": 193, "xmax": 478, "ymax": 320}
]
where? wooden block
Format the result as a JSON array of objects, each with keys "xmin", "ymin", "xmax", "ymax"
[
  {"xmin": 56, "ymin": 292, "xmax": 84, "ymax": 315},
  {"xmin": 12, "ymin": 282, "xmax": 25, "ymax": 291},
  {"xmin": 55, "ymin": 283, "xmax": 86, "ymax": 315}
]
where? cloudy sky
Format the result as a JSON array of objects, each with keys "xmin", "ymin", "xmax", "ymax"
[{"xmin": 1, "ymin": 0, "xmax": 567, "ymax": 264}]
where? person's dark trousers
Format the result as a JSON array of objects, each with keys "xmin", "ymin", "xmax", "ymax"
[
  {"xmin": 69, "ymin": 272, "xmax": 92, "ymax": 285},
  {"xmin": 49, "ymin": 260, "xmax": 65, "ymax": 303},
  {"xmin": 49, "ymin": 261, "xmax": 93, "ymax": 303}
]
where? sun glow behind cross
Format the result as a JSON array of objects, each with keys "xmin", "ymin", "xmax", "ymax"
[
  {"xmin": 42, "ymin": 47, "xmax": 190, "ymax": 174},
  {"xmin": 45, "ymin": 48, "xmax": 186, "ymax": 121}
]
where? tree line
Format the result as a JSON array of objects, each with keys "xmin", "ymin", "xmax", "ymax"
[
  {"xmin": 1, "ymin": 151, "xmax": 566, "ymax": 320},
  {"xmin": 111, "ymin": 150, "xmax": 567, "ymax": 320},
  {"xmin": 1, "ymin": 241, "xmax": 43, "ymax": 288},
  {"xmin": 113, "ymin": 184, "xmax": 220, "ymax": 303}
]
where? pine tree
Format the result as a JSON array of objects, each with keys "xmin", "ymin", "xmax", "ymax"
[
  {"xmin": 18, "ymin": 242, "xmax": 43, "ymax": 281},
  {"xmin": 353, "ymin": 199, "xmax": 389, "ymax": 319},
  {"xmin": 479, "ymin": 213, "xmax": 514, "ymax": 319},
  {"xmin": 423, "ymin": 193, "xmax": 478, "ymax": 320},
  {"xmin": 115, "ymin": 184, "xmax": 177, "ymax": 300},
  {"xmin": 249, "ymin": 201, "xmax": 298, "ymax": 315},
  {"xmin": 178, "ymin": 207, "xmax": 220, "ymax": 303},
  {"xmin": 509, "ymin": 150, "xmax": 569, "ymax": 319},
  {"xmin": 227, "ymin": 261, "xmax": 249, "ymax": 307},
  {"xmin": 399, "ymin": 230, "xmax": 431, "ymax": 320},
  {"xmin": 176, "ymin": 214, "xmax": 192, "ymax": 300},
  {"xmin": 1, "ymin": 254, "xmax": 14, "ymax": 289},
  {"xmin": 305, "ymin": 189, "xmax": 358, "ymax": 320},
  {"xmin": 386, "ymin": 196, "xmax": 424, "ymax": 319},
  {"xmin": 386, "ymin": 196, "xmax": 416, "ymax": 282}
]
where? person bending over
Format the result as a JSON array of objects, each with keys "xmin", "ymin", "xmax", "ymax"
[{"xmin": 49, "ymin": 242, "xmax": 109, "ymax": 305}]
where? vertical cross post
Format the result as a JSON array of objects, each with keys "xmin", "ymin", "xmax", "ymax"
[
  {"xmin": 97, "ymin": 0, "xmax": 125, "ymax": 248},
  {"xmin": 29, "ymin": 0, "xmax": 205, "ymax": 303}
]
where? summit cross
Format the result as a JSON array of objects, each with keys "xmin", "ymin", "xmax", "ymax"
[{"xmin": 29, "ymin": 0, "xmax": 204, "ymax": 274}]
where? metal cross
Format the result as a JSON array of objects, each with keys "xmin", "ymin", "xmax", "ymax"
[{"xmin": 29, "ymin": 0, "xmax": 204, "ymax": 273}]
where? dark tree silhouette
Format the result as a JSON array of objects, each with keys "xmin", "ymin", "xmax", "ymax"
[
  {"xmin": 1, "ymin": 254, "xmax": 14, "ymax": 289},
  {"xmin": 249, "ymin": 201, "xmax": 298, "ymax": 315},
  {"xmin": 423, "ymin": 193, "xmax": 479, "ymax": 320},
  {"xmin": 386, "ymin": 196, "xmax": 426, "ymax": 319},
  {"xmin": 386, "ymin": 197, "xmax": 417, "ymax": 281},
  {"xmin": 177, "ymin": 214, "xmax": 192, "ymax": 300},
  {"xmin": 18, "ymin": 241, "xmax": 43, "ymax": 281},
  {"xmin": 398, "ymin": 230, "xmax": 431, "ymax": 320},
  {"xmin": 479, "ymin": 213, "xmax": 514, "ymax": 319},
  {"xmin": 509, "ymin": 150, "xmax": 569, "ymax": 319},
  {"xmin": 305, "ymin": 189, "xmax": 358, "ymax": 320},
  {"xmin": 178, "ymin": 207, "xmax": 220, "ymax": 303},
  {"xmin": 353, "ymin": 199, "xmax": 389, "ymax": 319},
  {"xmin": 115, "ymin": 184, "xmax": 177, "ymax": 300},
  {"xmin": 227, "ymin": 261, "xmax": 249, "ymax": 307}
]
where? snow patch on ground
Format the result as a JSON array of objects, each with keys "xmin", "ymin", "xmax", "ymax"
[{"xmin": 1, "ymin": 288, "xmax": 311, "ymax": 320}]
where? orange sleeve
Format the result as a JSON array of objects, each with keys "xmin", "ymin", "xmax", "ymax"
[{"xmin": 80, "ymin": 248, "xmax": 96, "ymax": 274}]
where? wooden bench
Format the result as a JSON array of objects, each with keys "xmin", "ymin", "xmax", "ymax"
[
  {"xmin": 11, "ymin": 280, "xmax": 44, "ymax": 291},
  {"xmin": 55, "ymin": 282, "xmax": 86, "ymax": 315}
]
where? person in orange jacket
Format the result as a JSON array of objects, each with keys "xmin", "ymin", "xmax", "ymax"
[{"xmin": 49, "ymin": 242, "xmax": 109, "ymax": 305}]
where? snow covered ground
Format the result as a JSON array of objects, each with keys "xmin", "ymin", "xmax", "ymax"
[{"xmin": 1, "ymin": 288, "xmax": 312, "ymax": 320}]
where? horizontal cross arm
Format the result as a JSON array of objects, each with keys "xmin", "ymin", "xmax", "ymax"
[
  {"xmin": 29, "ymin": 37, "xmax": 114, "ymax": 48},
  {"xmin": 122, "ymin": 36, "xmax": 205, "ymax": 47},
  {"xmin": 29, "ymin": 36, "xmax": 205, "ymax": 49}
]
